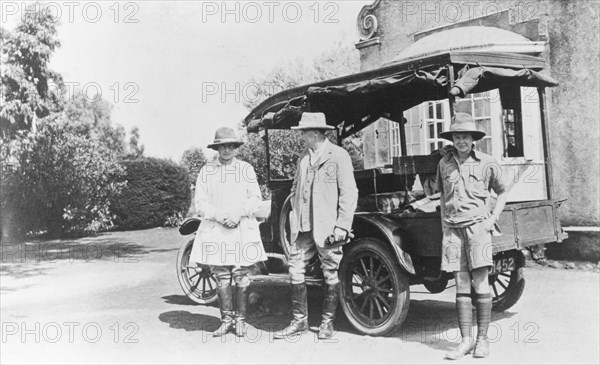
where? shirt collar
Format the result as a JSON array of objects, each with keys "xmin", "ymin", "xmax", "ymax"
[
  {"xmin": 446, "ymin": 145, "xmax": 481, "ymax": 162},
  {"xmin": 214, "ymin": 157, "xmax": 238, "ymax": 166}
]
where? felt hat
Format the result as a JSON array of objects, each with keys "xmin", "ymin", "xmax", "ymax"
[
  {"xmin": 439, "ymin": 112, "xmax": 485, "ymax": 141},
  {"xmin": 291, "ymin": 112, "xmax": 335, "ymax": 130},
  {"xmin": 207, "ymin": 127, "xmax": 244, "ymax": 150}
]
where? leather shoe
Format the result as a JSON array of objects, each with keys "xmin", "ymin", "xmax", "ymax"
[
  {"xmin": 445, "ymin": 340, "xmax": 475, "ymax": 360},
  {"xmin": 212, "ymin": 321, "xmax": 234, "ymax": 337},
  {"xmin": 473, "ymin": 337, "xmax": 490, "ymax": 358},
  {"xmin": 273, "ymin": 319, "xmax": 308, "ymax": 339},
  {"xmin": 317, "ymin": 321, "xmax": 335, "ymax": 340},
  {"xmin": 274, "ymin": 283, "xmax": 308, "ymax": 340},
  {"xmin": 234, "ymin": 319, "xmax": 255, "ymax": 337}
]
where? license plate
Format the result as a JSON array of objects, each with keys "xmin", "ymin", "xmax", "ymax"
[{"xmin": 491, "ymin": 256, "xmax": 516, "ymax": 274}]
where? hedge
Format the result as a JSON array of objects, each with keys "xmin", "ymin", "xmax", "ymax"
[
  {"xmin": 111, "ymin": 157, "xmax": 191, "ymax": 230},
  {"xmin": 1, "ymin": 117, "xmax": 126, "ymax": 239}
]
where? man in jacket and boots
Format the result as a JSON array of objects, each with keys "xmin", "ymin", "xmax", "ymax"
[
  {"xmin": 189, "ymin": 127, "xmax": 267, "ymax": 338},
  {"xmin": 274, "ymin": 112, "xmax": 358, "ymax": 340},
  {"xmin": 436, "ymin": 113, "xmax": 510, "ymax": 359}
]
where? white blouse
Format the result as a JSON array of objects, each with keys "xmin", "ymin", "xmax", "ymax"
[
  {"xmin": 194, "ymin": 158, "xmax": 261, "ymax": 220},
  {"xmin": 190, "ymin": 158, "xmax": 266, "ymax": 266}
]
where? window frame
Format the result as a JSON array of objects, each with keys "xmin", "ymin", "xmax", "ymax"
[{"xmin": 422, "ymin": 100, "xmax": 451, "ymax": 154}]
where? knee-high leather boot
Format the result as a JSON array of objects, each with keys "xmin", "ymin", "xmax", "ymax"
[
  {"xmin": 234, "ymin": 285, "xmax": 252, "ymax": 337},
  {"xmin": 318, "ymin": 282, "xmax": 340, "ymax": 339},
  {"xmin": 212, "ymin": 283, "xmax": 234, "ymax": 337},
  {"xmin": 273, "ymin": 283, "xmax": 308, "ymax": 339}
]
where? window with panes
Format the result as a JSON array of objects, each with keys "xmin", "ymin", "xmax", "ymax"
[
  {"xmin": 390, "ymin": 121, "xmax": 402, "ymax": 158},
  {"xmin": 390, "ymin": 116, "xmax": 421, "ymax": 158},
  {"xmin": 499, "ymin": 86, "xmax": 525, "ymax": 157},
  {"xmin": 424, "ymin": 101, "xmax": 450, "ymax": 153}
]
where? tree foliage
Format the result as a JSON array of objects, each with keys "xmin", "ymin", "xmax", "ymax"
[
  {"xmin": 180, "ymin": 147, "xmax": 207, "ymax": 187},
  {"xmin": 235, "ymin": 130, "xmax": 305, "ymax": 199},
  {"xmin": 237, "ymin": 42, "xmax": 364, "ymax": 196},
  {"xmin": 110, "ymin": 158, "xmax": 191, "ymax": 230},
  {"xmin": 126, "ymin": 126, "xmax": 145, "ymax": 160},
  {"xmin": 0, "ymin": 6, "xmax": 63, "ymax": 139},
  {"xmin": 1, "ymin": 116, "xmax": 125, "ymax": 237},
  {"xmin": 63, "ymin": 93, "xmax": 127, "ymax": 155},
  {"xmin": 243, "ymin": 41, "xmax": 361, "ymax": 111},
  {"xmin": 1, "ymin": 5, "xmax": 145, "ymax": 239}
]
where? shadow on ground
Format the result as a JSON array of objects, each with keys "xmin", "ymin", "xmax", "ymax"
[
  {"xmin": 159, "ymin": 282, "xmax": 328, "ymax": 334},
  {"xmin": 160, "ymin": 280, "xmax": 516, "ymax": 347},
  {"xmin": 159, "ymin": 311, "xmax": 222, "ymax": 332},
  {"xmin": 1, "ymin": 228, "xmax": 180, "ymax": 280},
  {"xmin": 391, "ymin": 299, "xmax": 517, "ymax": 352},
  {"xmin": 161, "ymin": 294, "xmax": 219, "ymax": 310}
]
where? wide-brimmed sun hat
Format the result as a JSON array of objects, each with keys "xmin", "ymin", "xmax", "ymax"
[
  {"xmin": 439, "ymin": 112, "xmax": 486, "ymax": 141},
  {"xmin": 291, "ymin": 112, "xmax": 335, "ymax": 130},
  {"xmin": 207, "ymin": 127, "xmax": 244, "ymax": 150}
]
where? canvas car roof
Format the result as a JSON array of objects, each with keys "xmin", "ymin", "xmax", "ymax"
[{"xmin": 244, "ymin": 51, "xmax": 558, "ymax": 136}]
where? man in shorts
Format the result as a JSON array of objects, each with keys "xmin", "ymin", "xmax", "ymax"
[{"xmin": 436, "ymin": 112, "xmax": 510, "ymax": 359}]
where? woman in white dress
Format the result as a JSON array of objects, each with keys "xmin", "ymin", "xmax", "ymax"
[{"xmin": 189, "ymin": 127, "xmax": 267, "ymax": 337}]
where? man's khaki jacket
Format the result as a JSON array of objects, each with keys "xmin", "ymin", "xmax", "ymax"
[{"xmin": 289, "ymin": 141, "xmax": 358, "ymax": 246}]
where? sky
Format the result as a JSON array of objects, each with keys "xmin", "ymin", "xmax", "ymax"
[{"xmin": 2, "ymin": 0, "xmax": 371, "ymax": 160}]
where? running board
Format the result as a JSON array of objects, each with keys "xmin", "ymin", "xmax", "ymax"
[{"xmin": 250, "ymin": 273, "xmax": 324, "ymax": 286}]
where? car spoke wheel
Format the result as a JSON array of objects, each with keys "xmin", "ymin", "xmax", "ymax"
[
  {"xmin": 340, "ymin": 238, "xmax": 409, "ymax": 336},
  {"xmin": 278, "ymin": 195, "xmax": 294, "ymax": 258},
  {"xmin": 489, "ymin": 267, "xmax": 525, "ymax": 312},
  {"xmin": 176, "ymin": 238, "xmax": 218, "ymax": 305}
]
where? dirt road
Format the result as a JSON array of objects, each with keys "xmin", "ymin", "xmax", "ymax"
[{"xmin": 1, "ymin": 227, "xmax": 598, "ymax": 364}]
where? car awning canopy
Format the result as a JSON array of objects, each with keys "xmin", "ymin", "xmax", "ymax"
[{"xmin": 245, "ymin": 52, "xmax": 558, "ymax": 136}]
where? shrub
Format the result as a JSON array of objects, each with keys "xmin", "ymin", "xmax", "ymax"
[
  {"xmin": 180, "ymin": 147, "xmax": 207, "ymax": 187},
  {"xmin": 111, "ymin": 157, "xmax": 191, "ymax": 230},
  {"xmin": 0, "ymin": 116, "xmax": 125, "ymax": 238},
  {"xmin": 164, "ymin": 211, "xmax": 184, "ymax": 227}
]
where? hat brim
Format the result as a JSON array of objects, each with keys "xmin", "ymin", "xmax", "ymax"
[
  {"xmin": 439, "ymin": 130, "xmax": 486, "ymax": 141},
  {"xmin": 291, "ymin": 125, "xmax": 335, "ymax": 130},
  {"xmin": 207, "ymin": 141, "xmax": 244, "ymax": 150}
]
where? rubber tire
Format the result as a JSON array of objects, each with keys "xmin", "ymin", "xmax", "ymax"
[
  {"xmin": 277, "ymin": 194, "xmax": 293, "ymax": 258},
  {"xmin": 339, "ymin": 238, "xmax": 410, "ymax": 336},
  {"xmin": 491, "ymin": 267, "xmax": 525, "ymax": 312},
  {"xmin": 423, "ymin": 276, "xmax": 449, "ymax": 294},
  {"xmin": 176, "ymin": 238, "xmax": 218, "ymax": 305}
]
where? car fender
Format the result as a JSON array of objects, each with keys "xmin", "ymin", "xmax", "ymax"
[
  {"xmin": 352, "ymin": 214, "xmax": 415, "ymax": 275},
  {"xmin": 179, "ymin": 217, "xmax": 201, "ymax": 236}
]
